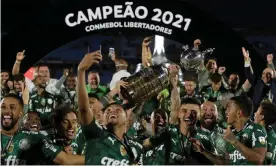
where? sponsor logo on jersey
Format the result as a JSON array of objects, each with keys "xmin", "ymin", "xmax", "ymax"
[
  {"xmin": 19, "ymin": 139, "xmax": 31, "ymax": 150},
  {"xmin": 42, "ymin": 139, "xmax": 57, "ymax": 152},
  {"xmin": 120, "ymin": 145, "xmax": 127, "ymax": 156},
  {"xmin": 5, "ymin": 155, "xmax": 27, "ymax": 165},
  {"xmin": 145, "ymin": 145, "xmax": 164, "ymax": 157},
  {"xmin": 229, "ymin": 150, "xmax": 246, "ymax": 163},
  {"xmin": 170, "ymin": 152, "xmax": 186, "ymax": 163},
  {"xmin": 129, "ymin": 140, "xmax": 143, "ymax": 149},
  {"xmin": 101, "ymin": 157, "xmax": 129, "ymax": 166},
  {"xmin": 258, "ymin": 136, "xmax": 266, "ymax": 145},
  {"xmin": 197, "ymin": 133, "xmax": 208, "ymax": 140}
]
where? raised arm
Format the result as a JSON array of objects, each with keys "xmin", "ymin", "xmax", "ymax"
[
  {"xmin": 54, "ymin": 69, "xmax": 69, "ymax": 90},
  {"xmin": 267, "ymin": 54, "xmax": 276, "ymax": 78},
  {"xmin": 12, "ymin": 50, "xmax": 25, "ymax": 75},
  {"xmin": 168, "ymin": 65, "xmax": 181, "ymax": 125},
  {"xmin": 242, "ymin": 47, "xmax": 255, "ymax": 85},
  {"xmin": 77, "ymin": 50, "xmax": 102, "ymax": 125},
  {"xmin": 142, "ymin": 37, "xmax": 153, "ymax": 68}
]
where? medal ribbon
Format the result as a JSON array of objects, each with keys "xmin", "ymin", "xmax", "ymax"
[
  {"xmin": 108, "ymin": 131, "xmax": 137, "ymax": 164},
  {"xmin": 1, "ymin": 131, "xmax": 18, "ymax": 158}
]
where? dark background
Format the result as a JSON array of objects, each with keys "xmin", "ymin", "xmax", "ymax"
[{"xmin": 1, "ymin": 0, "xmax": 276, "ymax": 85}]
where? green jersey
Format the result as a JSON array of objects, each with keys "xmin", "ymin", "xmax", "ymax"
[
  {"xmin": 81, "ymin": 119, "xmax": 144, "ymax": 165},
  {"xmin": 149, "ymin": 124, "xmax": 206, "ymax": 165},
  {"xmin": 144, "ymin": 144, "xmax": 166, "ymax": 165},
  {"xmin": 86, "ymin": 84, "xmax": 109, "ymax": 98},
  {"xmin": 227, "ymin": 120, "xmax": 267, "ymax": 165},
  {"xmin": 43, "ymin": 127, "xmax": 86, "ymax": 165},
  {"xmin": 1, "ymin": 130, "xmax": 61, "ymax": 165},
  {"xmin": 266, "ymin": 128, "xmax": 276, "ymax": 165},
  {"xmin": 210, "ymin": 126, "xmax": 228, "ymax": 156},
  {"xmin": 28, "ymin": 92, "xmax": 57, "ymax": 128}
]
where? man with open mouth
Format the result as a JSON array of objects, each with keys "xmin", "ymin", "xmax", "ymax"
[
  {"xmin": 77, "ymin": 50, "xmax": 144, "ymax": 165},
  {"xmin": 143, "ymin": 72, "xmax": 204, "ymax": 165},
  {"xmin": 254, "ymin": 102, "xmax": 276, "ymax": 165},
  {"xmin": 194, "ymin": 101, "xmax": 226, "ymax": 164},
  {"xmin": 143, "ymin": 109, "xmax": 169, "ymax": 165},
  {"xmin": 43, "ymin": 106, "xmax": 86, "ymax": 164},
  {"xmin": 191, "ymin": 96, "xmax": 267, "ymax": 165},
  {"xmin": 22, "ymin": 112, "xmax": 41, "ymax": 132},
  {"xmin": 1, "ymin": 93, "xmax": 84, "ymax": 165}
]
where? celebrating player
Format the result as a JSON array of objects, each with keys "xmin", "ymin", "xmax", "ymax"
[
  {"xmin": 191, "ymin": 96, "xmax": 267, "ymax": 165},
  {"xmin": 1, "ymin": 93, "xmax": 84, "ymax": 165},
  {"xmin": 77, "ymin": 50, "xmax": 144, "ymax": 165},
  {"xmin": 254, "ymin": 102, "xmax": 276, "ymax": 165}
]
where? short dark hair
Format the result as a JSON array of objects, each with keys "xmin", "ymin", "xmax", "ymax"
[
  {"xmin": 52, "ymin": 105, "xmax": 78, "ymax": 127},
  {"xmin": 181, "ymin": 97, "xmax": 201, "ymax": 107},
  {"xmin": 88, "ymin": 93, "xmax": 99, "ymax": 100},
  {"xmin": 88, "ymin": 71, "xmax": 99, "ymax": 75},
  {"xmin": 3, "ymin": 93, "xmax": 24, "ymax": 107},
  {"xmin": 152, "ymin": 108, "xmax": 168, "ymax": 121},
  {"xmin": 102, "ymin": 102, "xmax": 125, "ymax": 113},
  {"xmin": 210, "ymin": 73, "xmax": 222, "ymax": 83},
  {"xmin": 13, "ymin": 73, "xmax": 25, "ymax": 82},
  {"xmin": 1, "ymin": 70, "xmax": 10, "ymax": 74},
  {"xmin": 230, "ymin": 96, "xmax": 253, "ymax": 117},
  {"xmin": 260, "ymin": 102, "xmax": 276, "ymax": 129},
  {"xmin": 37, "ymin": 64, "xmax": 49, "ymax": 71}
]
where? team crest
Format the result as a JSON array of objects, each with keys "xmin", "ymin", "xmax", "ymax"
[
  {"xmin": 7, "ymin": 144, "xmax": 14, "ymax": 153},
  {"xmin": 19, "ymin": 139, "xmax": 31, "ymax": 150},
  {"xmin": 258, "ymin": 137, "xmax": 266, "ymax": 145},
  {"xmin": 41, "ymin": 98, "xmax": 46, "ymax": 106},
  {"xmin": 47, "ymin": 98, "xmax": 53, "ymax": 105},
  {"xmin": 120, "ymin": 145, "xmax": 127, "ymax": 156},
  {"xmin": 242, "ymin": 133, "xmax": 248, "ymax": 140}
]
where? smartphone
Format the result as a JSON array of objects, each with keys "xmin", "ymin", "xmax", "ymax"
[
  {"xmin": 108, "ymin": 48, "xmax": 115, "ymax": 58},
  {"xmin": 100, "ymin": 45, "xmax": 102, "ymax": 55}
]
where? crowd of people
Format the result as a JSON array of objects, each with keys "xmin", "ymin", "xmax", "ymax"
[{"xmin": 1, "ymin": 37, "xmax": 276, "ymax": 165}]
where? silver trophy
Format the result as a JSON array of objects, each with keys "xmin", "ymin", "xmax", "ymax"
[
  {"xmin": 120, "ymin": 65, "xmax": 170, "ymax": 104},
  {"xmin": 180, "ymin": 40, "xmax": 215, "ymax": 71}
]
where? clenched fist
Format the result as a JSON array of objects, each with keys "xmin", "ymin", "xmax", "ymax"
[{"xmin": 16, "ymin": 50, "xmax": 25, "ymax": 62}]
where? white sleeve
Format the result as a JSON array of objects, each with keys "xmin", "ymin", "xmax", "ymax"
[
  {"xmin": 109, "ymin": 74, "xmax": 117, "ymax": 90},
  {"xmin": 45, "ymin": 79, "xmax": 60, "ymax": 95},
  {"xmin": 25, "ymin": 77, "xmax": 35, "ymax": 93},
  {"xmin": 109, "ymin": 71, "xmax": 131, "ymax": 90}
]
